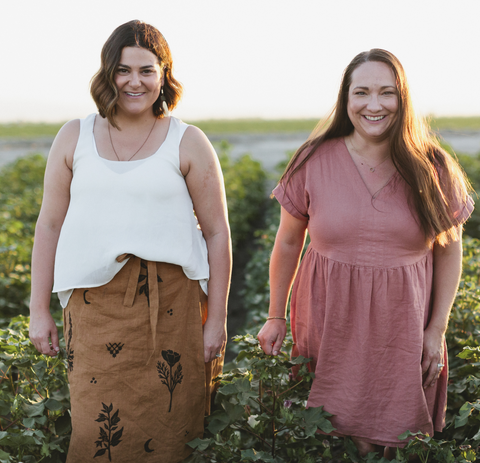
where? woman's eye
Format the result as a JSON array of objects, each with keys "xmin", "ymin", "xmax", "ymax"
[{"xmin": 117, "ymin": 69, "xmax": 128, "ymax": 74}]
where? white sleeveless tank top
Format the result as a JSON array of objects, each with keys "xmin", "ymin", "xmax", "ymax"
[{"xmin": 53, "ymin": 114, "xmax": 209, "ymax": 307}]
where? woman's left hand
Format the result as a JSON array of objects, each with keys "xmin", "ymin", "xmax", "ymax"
[
  {"xmin": 421, "ymin": 325, "xmax": 445, "ymax": 388},
  {"xmin": 203, "ymin": 318, "xmax": 227, "ymax": 363}
]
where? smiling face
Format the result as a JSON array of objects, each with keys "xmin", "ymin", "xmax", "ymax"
[
  {"xmin": 114, "ymin": 46, "xmax": 163, "ymax": 117},
  {"xmin": 347, "ymin": 61, "xmax": 398, "ymax": 143}
]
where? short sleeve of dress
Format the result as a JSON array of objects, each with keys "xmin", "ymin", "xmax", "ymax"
[
  {"xmin": 272, "ymin": 159, "xmax": 309, "ymax": 221},
  {"xmin": 436, "ymin": 162, "xmax": 475, "ymax": 227},
  {"xmin": 451, "ymin": 193, "xmax": 474, "ymax": 226}
]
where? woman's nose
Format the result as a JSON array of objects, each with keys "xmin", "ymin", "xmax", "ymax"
[
  {"xmin": 366, "ymin": 95, "xmax": 382, "ymax": 111},
  {"xmin": 129, "ymin": 73, "xmax": 141, "ymax": 88}
]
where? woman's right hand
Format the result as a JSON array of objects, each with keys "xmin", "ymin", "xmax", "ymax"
[
  {"xmin": 257, "ymin": 319, "xmax": 287, "ymax": 356},
  {"xmin": 29, "ymin": 311, "xmax": 60, "ymax": 357}
]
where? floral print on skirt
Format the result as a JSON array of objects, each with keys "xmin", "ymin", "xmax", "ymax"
[{"xmin": 63, "ymin": 256, "xmax": 223, "ymax": 462}]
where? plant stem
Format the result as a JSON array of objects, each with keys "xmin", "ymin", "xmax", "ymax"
[
  {"xmin": 3, "ymin": 418, "xmax": 20, "ymax": 431},
  {"xmin": 251, "ymin": 397, "xmax": 273, "ymax": 415},
  {"xmin": 24, "ymin": 374, "xmax": 45, "ymax": 399},
  {"xmin": 231, "ymin": 424, "xmax": 273, "ymax": 448},
  {"xmin": 277, "ymin": 378, "xmax": 304, "ymax": 398},
  {"xmin": 271, "ymin": 392, "xmax": 276, "ymax": 457}
]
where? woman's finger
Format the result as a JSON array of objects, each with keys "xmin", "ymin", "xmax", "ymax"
[
  {"xmin": 50, "ymin": 327, "xmax": 60, "ymax": 354},
  {"xmin": 423, "ymin": 360, "xmax": 442, "ymax": 388},
  {"xmin": 272, "ymin": 334, "xmax": 284, "ymax": 356}
]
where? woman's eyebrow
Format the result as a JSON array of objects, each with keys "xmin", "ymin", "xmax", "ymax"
[
  {"xmin": 352, "ymin": 85, "xmax": 396, "ymax": 90},
  {"xmin": 117, "ymin": 64, "xmax": 155, "ymax": 69}
]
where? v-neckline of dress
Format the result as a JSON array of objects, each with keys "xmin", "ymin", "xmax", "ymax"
[{"xmin": 341, "ymin": 137, "xmax": 398, "ymax": 199}]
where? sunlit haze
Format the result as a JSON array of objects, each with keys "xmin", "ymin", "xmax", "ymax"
[{"xmin": 1, "ymin": 0, "xmax": 479, "ymax": 122}]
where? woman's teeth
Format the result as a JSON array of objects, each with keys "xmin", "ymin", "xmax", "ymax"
[{"xmin": 364, "ymin": 115, "xmax": 385, "ymax": 121}]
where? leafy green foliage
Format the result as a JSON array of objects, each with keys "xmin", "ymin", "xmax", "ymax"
[
  {"xmin": 457, "ymin": 153, "xmax": 480, "ymax": 239},
  {"xmin": 0, "ymin": 155, "xmax": 61, "ymax": 321},
  {"xmin": 2, "ymin": 142, "xmax": 480, "ymax": 461},
  {"xmin": 0, "ymin": 125, "xmax": 63, "ymax": 139},
  {"xmin": 188, "ymin": 334, "xmax": 335, "ymax": 462},
  {"xmin": 2, "ymin": 116, "xmax": 480, "ymax": 137},
  {"xmin": 431, "ymin": 117, "xmax": 480, "ymax": 131},
  {"xmin": 0, "ymin": 316, "xmax": 70, "ymax": 462},
  {"xmin": 217, "ymin": 141, "xmax": 267, "ymax": 250}
]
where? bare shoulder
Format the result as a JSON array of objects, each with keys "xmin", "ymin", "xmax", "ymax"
[
  {"xmin": 49, "ymin": 119, "xmax": 81, "ymax": 169},
  {"xmin": 180, "ymin": 125, "xmax": 213, "ymax": 153},
  {"xmin": 179, "ymin": 125, "xmax": 218, "ymax": 175}
]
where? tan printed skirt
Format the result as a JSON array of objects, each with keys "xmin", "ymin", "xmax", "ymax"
[{"xmin": 63, "ymin": 256, "xmax": 223, "ymax": 463}]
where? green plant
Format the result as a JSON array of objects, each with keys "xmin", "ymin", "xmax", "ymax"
[
  {"xmin": 188, "ymin": 334, "xmax": 335, "ymax": 462},
  {"xmin": 217, "ymin": 141, "xmax": 267, "ymax": 250},
  {"xmin": 0, "ymin": 316, "xmax": 70, "ymax": 462},
  {"xmin": 0, "ymin": 155, "xmax": 61, "ymax": 321}
]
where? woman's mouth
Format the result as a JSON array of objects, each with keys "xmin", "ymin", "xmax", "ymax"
[
  {"xmin": 363, "ymin": 115, "xmax": 386, "ymax": 121},
  {"xmin": 126, "ymin": 92, "xmax": 144, "ymax": 97}
]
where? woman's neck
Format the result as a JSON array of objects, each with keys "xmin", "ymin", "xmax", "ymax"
[
  {"xmin": 113, "ymin": 110, "xmax": 158, "ymax": 131},
  {"xmin": 348, "ymin": 131, "xmax": 391, "ymax": 164}
]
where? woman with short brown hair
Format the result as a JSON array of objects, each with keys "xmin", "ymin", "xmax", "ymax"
[{"xmin": 29, "ymin": 20, "xmax": 231, "ymax": 462}]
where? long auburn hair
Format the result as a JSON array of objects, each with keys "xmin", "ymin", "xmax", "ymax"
[
  {"xmin": 90, "ymin": 20, "xmax": 183, "ymax": 129},
  {"xmin": 281, "ymin": 48, "xmax": 471, "ymax": 245}
]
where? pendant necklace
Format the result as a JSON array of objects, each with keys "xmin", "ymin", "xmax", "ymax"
[
  {"xmin": 108, "ymin": 118, "xmax": 157, "ymax": 161},
  {"xmin": 349, "ymin": 137, "xmax": 390, "ymax": 173}
]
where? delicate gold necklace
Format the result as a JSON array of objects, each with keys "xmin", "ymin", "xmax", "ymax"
[
  {"xmin": 108, "ymin": 118, "xmax": 157, "ymax": 162},
  {"xmin": 350, "ymin": 137, "xmax": 390, "ymax": 173}
]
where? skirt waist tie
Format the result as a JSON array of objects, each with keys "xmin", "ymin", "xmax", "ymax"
[{"xmin": 118, "ymin": 254, "xmax": 159, "ymax": 364}]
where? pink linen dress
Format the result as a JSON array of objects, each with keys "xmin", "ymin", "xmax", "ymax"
[{"xmin": 273, "ymin": 138, "xmax": 473, "ymax": 447}]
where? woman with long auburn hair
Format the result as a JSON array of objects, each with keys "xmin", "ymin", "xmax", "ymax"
[
  {"xmin": 257, "ymin": 48, "xmax": 473, "ymax": 458},
  {"xmin": 29, "ymin": 20, "xmax": 231, "ymax": 463}
]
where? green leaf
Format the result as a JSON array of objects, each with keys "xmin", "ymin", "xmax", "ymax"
[
  {"xmin": 0, "ymin": 402, "xmax": 10, "ymax": 416},
  {"xmin": 22, "ymin": 400, "xmax": 45, "ymax": 417},
  {"xmin": 222, "ymin": 401, "xmax": 245, "ymax": 422},
  {"xmin": 51, "ymin": 384, "xmax": 70, "ymax": 401},
  {"xmin": 455, "ymin": 402, "xmax": 474, "ymax": 428},
  {"xmin": 218, "ymin": 376, "xmax": 252, "ymax": 396},
  {"xmin": 301, "ymin": 407, "xmax": 335, "ymax": 436},
  {"xmin": 288, "ymin": 355, "xmax": 311, "ymax": 365},
  {"xmin": 54, "ymin": 413, "xmax": 72, "ymax": 435},
  {"xmin": 35, "ymin": 415, "xmax": 48, "ymax": 426},
  {"xmin": 45, "ymin": 398, "xmax": 63, "ymax": 411},
  {"xmin": 0, "ymin": 448, "xmax": 11, "ymax": 462},
  {"xmin": 187, "ymin": 437, "xmax": 214, "ymax": 451},
  {"xmin": 398, "ymin": 430, "xmax": 423, "ymax": 440},
  {"xmin": 207, "ymin": 413, "xmax": 231, "ymax": 434},
  {"xmin": 458, "ymin": 347, "xmax": 480, "ymax": 360},
  {"xmin": 23, "ymin": 417, "xmax": 36, "ymax": 428},
  {"xmin": 240, "ymin": 449, "xmax": 275, "ymax": 461}
]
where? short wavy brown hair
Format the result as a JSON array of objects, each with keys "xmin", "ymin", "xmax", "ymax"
[{"xmin": 90, "ymin": 20, "xmax": 183, "ymax": 128}]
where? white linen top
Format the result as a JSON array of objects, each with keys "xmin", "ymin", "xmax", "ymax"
[{"xmin": 53, "ymin": 114, "xmax": 209, "ymax": 307}]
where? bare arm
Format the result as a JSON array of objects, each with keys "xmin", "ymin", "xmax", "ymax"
[
  {"xmin": 29, "ymin": 120, "xmax": 79, "ymax": 356},
  {"xmin": 180, "ymin": 126, "xmax": 232, "ymax": 363},
  {"xmin": 422, "ymin": 226, "xmax": 463, "ymax": 387},
  {"xmin": 257, "ymin": 206, "xmax": 307, "ymax": 355}
]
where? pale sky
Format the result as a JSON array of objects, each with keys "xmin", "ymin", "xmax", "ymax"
[{"xmin": 1, "ymin": 0, "xmax": 479, "ymax": 122}]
